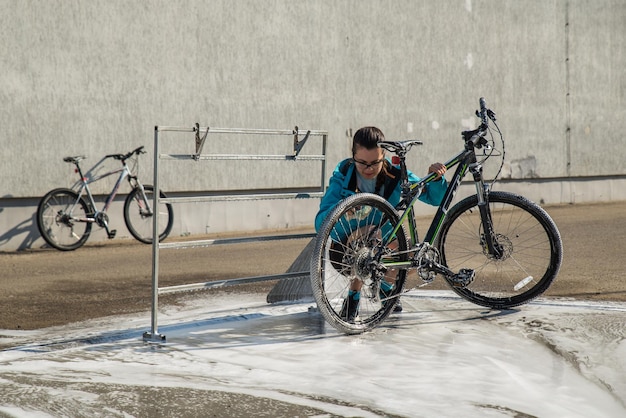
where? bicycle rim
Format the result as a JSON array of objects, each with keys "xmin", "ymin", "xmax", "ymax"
[
  {"xmin": 438, "ymin": 191, "xmax": 563, "ymax": 309},
  {"xmin": 124, "ymin": 185, "xmax": 174, "ymax": 244},
  {"xmin": 36, "ymin": 188, "xmax": 91, "ymax": 251},
  {"xmin": 311, "ymin": 193, "xmax": 408, "ymax": 334}
]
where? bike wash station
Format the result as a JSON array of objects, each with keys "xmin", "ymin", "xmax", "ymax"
[{"xmin": 143, "ymin": 124, "xmax": 327, "ymax": 342}]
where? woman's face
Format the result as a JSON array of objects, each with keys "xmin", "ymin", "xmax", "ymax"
[{"xmin": 353, "ymin": 145, "xmax": 385, "ymax": 180}]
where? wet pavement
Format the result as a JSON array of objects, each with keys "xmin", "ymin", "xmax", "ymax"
[{"xmin": 1, "ymin": 290, "xmax": 625, "ymax": 417}]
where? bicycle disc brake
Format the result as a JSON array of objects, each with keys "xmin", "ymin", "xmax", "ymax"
[
  {"xmin": 345, "ymin": 236, "xmax": 390, "ymax": 304},
  {"xmin": 480, "ymin": 232, "xmax": 513, "ymax": 261}
]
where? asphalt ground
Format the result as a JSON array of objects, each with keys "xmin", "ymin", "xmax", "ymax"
[{"xmin": 0, "ymin": 201, "xmax": 625, "ymax": 331}]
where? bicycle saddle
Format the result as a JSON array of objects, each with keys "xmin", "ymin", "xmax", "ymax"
[
  {"xmin": 63, "ymin": 156, "xmax": 86, "ymax": 164},
  {"xmin": 378, "ymin": 140, "xmax": 423, "ymax": 154}
]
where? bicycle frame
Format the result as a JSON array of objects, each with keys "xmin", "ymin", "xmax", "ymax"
[
  {"xmin": 37, "ymin": 145, "xmax": 173, "ymax": 251},
  {"xmin": 79, "ymin": 166, "xmax": 129, "ymax": 214},
  {"xmin": 310, "ymin": 98, "xmax": 563, "ymax": 334},
  {"xmin": 71, "ymin": 156, "xmax": 151, "ymax": 222},
  {"xmin": 381, "ymin": 144, "xmax": 489, "ymax": 270}
]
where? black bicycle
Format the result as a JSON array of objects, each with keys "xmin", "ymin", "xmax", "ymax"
[
  {"xmin": 311, "ymin": 98, "xmax": 563, "ymax": 334},
  {"xmin": 37, "ymin": 146, "xmax": 174, "ymax": 251}
]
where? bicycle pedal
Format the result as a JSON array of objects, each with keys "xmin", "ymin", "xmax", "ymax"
[
  {"xmin": 108, "ymin": 229, "xmax": 117, "ymax": 239},
  {"xmin": 450, "ymin": 268, "xmax": 475, "ymax": 288}
]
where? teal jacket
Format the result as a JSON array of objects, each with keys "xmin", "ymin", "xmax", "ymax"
[{"xmin": 315, "ymin": 158, "xmax": 447, "ymax": 233}]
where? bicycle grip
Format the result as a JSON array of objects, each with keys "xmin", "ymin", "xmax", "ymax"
[{"xmin": 479, "ymin": 97, "xmax": 488, "ymax": 125}]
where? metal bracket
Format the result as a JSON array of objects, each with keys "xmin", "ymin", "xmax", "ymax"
[
  {"xmin": 194, "ymin": 123, "xmax": 209, "ymax": 160},
  {"xmin": 292, "ymin": 125, "xmax": 311, "ymax": 158}
]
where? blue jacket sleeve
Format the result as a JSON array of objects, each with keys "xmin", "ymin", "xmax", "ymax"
[
  {"xmin": 315, "ymin": 160, "xmax": 354, "ymax": 232},
  {"xmin": 416, "ymin": 175, "xmax": 448, "ymax": 206}
]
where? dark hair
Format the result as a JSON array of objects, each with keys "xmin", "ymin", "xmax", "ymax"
[
  {"xmin": 352, "ymin": 126, "xmax": 385, "ymax": 155},
  {"xmin": 351, "ymin": 126, "xmax": 389, "ymax": 194}
]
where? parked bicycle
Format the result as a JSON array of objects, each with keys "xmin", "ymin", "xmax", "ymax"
[
  {"xmin": 311, "ymin": 98, "xmax": 563, "ymax": 334},
  {"xmin": 37, "ymin": 146, "xmax": 174, "ymax": 251}
]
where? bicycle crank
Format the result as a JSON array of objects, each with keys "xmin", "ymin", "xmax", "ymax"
[
  {"xmin": 418, "ymin": 257, "xmax": 475, "ymax": 288},
  {"xmin": 94, "ymin": 212, "xmax": 117, "ymax": 239}
]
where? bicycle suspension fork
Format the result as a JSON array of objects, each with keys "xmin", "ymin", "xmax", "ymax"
[
  {"xmin": 470, "ymin": 163, "xmax": 504, "ymax": 259},
  {"xmin": 127, "ymin": 177, "xmax": 154, "ymax": 216}
]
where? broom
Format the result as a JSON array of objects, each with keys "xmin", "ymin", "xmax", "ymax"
[{"xmin": 266, "ymin": 237, "xmax": 316, "ymax": 303}]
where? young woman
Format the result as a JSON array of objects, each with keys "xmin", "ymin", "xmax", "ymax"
[{"xmin": 315, "ymin": 126, "xmax": 447, "ymax": 321}]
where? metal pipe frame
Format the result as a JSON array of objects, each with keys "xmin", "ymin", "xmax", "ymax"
[
  {"xmin": 158, "ymin": 192, "xmax": 324, "ymax": 204},
  {"xmin": 143, "ymin": 125, "xmax": 327, "ymax": 342}
]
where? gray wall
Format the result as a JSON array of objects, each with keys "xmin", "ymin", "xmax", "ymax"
[{"xmin": 1, "ymin": 0, "xmax": 625, "ymax": 250}]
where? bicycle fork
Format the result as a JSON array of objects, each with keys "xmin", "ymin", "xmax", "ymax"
[
  {"xmin": 130, "ymin": 181, "xmax": 154, "ymax": 217},
  {"xmin": 472, "ymin": 166, "xmax": 505, "ymax": 260}
]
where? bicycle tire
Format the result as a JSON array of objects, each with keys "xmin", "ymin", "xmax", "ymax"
[
  {"xmin": 36, "ymin": 188, "xmax": 92, "ymax": 251},
  {"xmin": 311, "ymin": 193, "xmax": 408, "ymax": 334},
  {"xmin": 437, "ymin": 191, "xmax": 563, "ymax": 309},
  {"xmin": 123, "ymin": 185, "xmax": 174, "ymax": 244}
]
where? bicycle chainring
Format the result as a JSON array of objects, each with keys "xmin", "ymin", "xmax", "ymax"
[
  {"xmin": 94, "ymin": 212, "xmax": 109, "ymax": 228},
  {"xmin": 413, "ymin": 243, "xmax": 440, "ymax": 283}
]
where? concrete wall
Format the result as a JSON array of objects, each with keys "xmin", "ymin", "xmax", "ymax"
[{"xmin": 1, "ymin": 0, "xmax": 625, "ymax": 250}]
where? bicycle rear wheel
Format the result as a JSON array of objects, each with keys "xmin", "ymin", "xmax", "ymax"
[
  {"xmin": 123, "ymin": 185, "xmax": 173, "ymax": 244},
  {"xmin": 437, "ymin": 191, "xmax": 562, "ymax": 309},
  {"xmin": 311, "ymin": 193, "xmax": 408, "ymax": 334},
  {"xmin": 36, "ymin": 188, "xmax": 92, "ymax": 251}
]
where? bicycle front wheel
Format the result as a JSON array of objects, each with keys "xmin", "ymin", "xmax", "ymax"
[
  {"xmin": 36, "ymin": 188, "xmax": 92, "ymax": 251},
  {"xmin": 437, "ymin": 191, "xmax": 563, "ymax": 309},
  {"xmin": 123, "ymin": 185, "xmax": 174, "ymax": 244},
  {"xmin": 311, "ymin": 193, "xmax": 408, "ymax": 334}
]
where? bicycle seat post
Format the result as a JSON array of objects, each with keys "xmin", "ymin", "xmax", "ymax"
[
  {"xmin": 393, "ymin": 152, "xmax": 411, "ymax": 194},
  {"xmin": 72, "ymin": 160, "xmax": 86, "ymax": 183}
]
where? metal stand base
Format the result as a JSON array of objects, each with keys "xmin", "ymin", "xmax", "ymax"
[{"xmin": 142, "ymin": 332, "xmax": 166, "ymax": 343}]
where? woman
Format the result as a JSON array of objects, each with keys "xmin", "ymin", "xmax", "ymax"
[{"xmin": 315, "ymin": 126, "xmax": 447, "ymax": 321}]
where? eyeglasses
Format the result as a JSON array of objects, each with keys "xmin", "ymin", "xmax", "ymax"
[{"xmin": 353, "ymin": 158, "xmax": 384, "ymax": 170}]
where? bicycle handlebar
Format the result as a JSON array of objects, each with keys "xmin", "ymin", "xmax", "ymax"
[
  {"xmin": 462, "ymin": 97, "xmax": 496, "ymax": 148},
  {"xmin": 380, "ymin": 98, "xmax": 495, "ymax": 157},
  {"xmin": 479, "ymin": 97, "xmax": 488, "ymax": 125},
  {"xmin": 106, "ymin": 146, "xmax": 145, "ymax": 162}
]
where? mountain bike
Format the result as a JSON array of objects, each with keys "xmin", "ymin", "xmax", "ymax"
[
  {"xmin": 37, "ymin": 146, "xmax": 174, "ymax": 251},
  {"xmin": 311, "ymin": 98, "xmax": 563, "ymax": 334}
]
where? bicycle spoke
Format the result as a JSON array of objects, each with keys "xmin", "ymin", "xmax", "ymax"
[
  {"xmin": 311, "ymin": 194, "xmax": 408, "ymax": 334},
  {"xmin": 124, "ymin": 185, "xmax": 173, "ymax": 244},
  {"xmin": 439, "ymin": 192, "xmax": 562, "ymax": 309},
  {"xmin": 36, "ymin": 189, "xmax": 91, "ymax": 251}
]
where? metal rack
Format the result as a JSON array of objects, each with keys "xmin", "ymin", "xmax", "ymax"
[{"xmin": 143, "ymin": 125, "xmax": 327, "ymax": 342}]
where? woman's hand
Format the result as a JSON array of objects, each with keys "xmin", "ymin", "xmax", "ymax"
[{"xmin": 428, "ymin": 162, "xmax": 447, "ymax": 179}]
